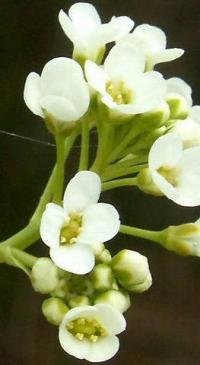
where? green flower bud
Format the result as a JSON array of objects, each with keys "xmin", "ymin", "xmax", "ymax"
[
  {"xmin": 90, "ymin": 264, "xmax": 114, "ymax": 291},
  {"xmin": 93, "ymin": 244, "xmax": 112, "ymax": 264},
  {"xmin": 31, "ymin": 258, "xmax": 59, "ymax": 294},
  {"xmin": 94, "ymin": 289, "xmax": 131, "ymax": 313},
  {"xmin": 136, "ymin": 101, "xmax": 170, "ymax": 128},
  {"xmin": 42, "ymin": 297, "xmax": 69, "ymax": 326},
  {"xmin": 160, "ymin": 222, "xmax": 200, "ymax": 256},
  {"xmin": 167, "ymin": 94, "xmax": 189, "ymax": 120},
  {"xmin": 68, "ymin": 295, "xmax": 90, "ymax": 308},
  {"xmin": 111, "ymin": 250, "xmax": 152, "ymax": 293},
  {"xmin": 51, "ymin": 278, "xmax": 69, "ymax": 298},
  {"xmin": 137, "ymin": 168, "xmax": 163, "ymax": 196}
]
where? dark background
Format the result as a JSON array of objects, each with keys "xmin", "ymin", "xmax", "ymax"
[{"xmin": 0, "ymin": 1, "xmax": 200, "ymax": 364}]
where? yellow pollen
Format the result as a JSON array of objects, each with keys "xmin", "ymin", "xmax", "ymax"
[
  {"xmin": 67, "ymin": 317, "xmax": 107, "ymax": 342},
  {"xmin": 60, "ymin": 211, "xmax": 82, "ymax": 245},
  {"xmin": 106, "ymin": 80, "xmax": 133, "ymax": 105}
]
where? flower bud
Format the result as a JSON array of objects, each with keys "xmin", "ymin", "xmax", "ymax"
[
  {"xmin": 90, "ymin": 264, "xmax": 114, "ymax": 291},
  {"xmin": 167, "ymin": 94, "xmax": 189, "ymax": 120},
  {"xmin": 42, "ymin": 297, "xmax": 69, "ymax": 326},
  {"xmin": 31, "ymin": 258, "xmax": 59, "ymax": 294},
  {"xmin": 94, "ymin": 289, "xmax": 131, "ymax": 313},
  {"xmin": 160, "ymin": 222, "xmax": 200, "ymax": 256},
  {"xmin": 93, "ymin": 243, "xmax": 112, "ymax": 264},
  {"xmin": 110, "ymin": 250, "xmax": 152, "ymax": 293},
  {"xmin": 51, "ymin": 278, "xmax": 69, "ymax": 298},
  {"xmin": 136, "ymin": 101, "xmax": 170, "ymax": 128},
  {"xmin": 68, "ymin": 295, "xmax": 90, "ymax": 308},
  {"xmin": 137, "ymin": 168, "xmax": 163, "ymax": 196}
]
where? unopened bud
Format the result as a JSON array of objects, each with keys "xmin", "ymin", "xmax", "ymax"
[
  {"xmin": 94, "ymin": 289, "xmax": 131, "ymax": 313},
  {"xmin": 51, "ymin": 278, "xmax": 69, "ymax": 298},
  {"xmin": 160, "ymin": 222, "xmax": 200, "ymax": 256},
  {"xmin": 42, "ymin": 297, "xmax": 69, "ymax": 326},
  {"xmin": 137, "ymin": 168, "xmax": 163, "ymax": 196},
  {"xmin": 137, "ymin": 101, "xmax": 170, "ymax": 128},
  {"xmin": 167, "ymin": 94, "xmax": 189, "ymax": 120},
  {"xmin": 111, "ymin": 250, "xmax": 152, "ymax": 293},
  {"xmin": 31, "ymin": 258, "xmax": 59, "ymax": 294},
  {"xmin": 90, "ymin": 264, "xmax": 114, "ymax": 291},
  {"xmin": 68, "ymin": 295, "xmax": 90, "ymax": 308}
]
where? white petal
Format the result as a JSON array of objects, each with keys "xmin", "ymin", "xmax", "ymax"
[
  {"xmin": 40, "ymin": 95, "xmax": 79, "ymax": 122},
  {"xmin": 69, "ymin": 3, "xmax": 101, "ymax": 29},
  {"xmin": 23, "ymin": 72, "xmax": 43, "ymax": 117},
  {"xmin": 132, "ymin": 24, "xmax": 166, "ymax": 51},
  {"xmin": 85, "ymin": 61, "xmax": 108, "ymax": 94},
  {"xmin": 41, "ymin": 57, "xmax": 87, "ymax": 104},
  {"xmin": 50, "ymin": 244, "xmax": 95, "ymax": 274},
  {"xmin": 175, "ymin": 147, "xmax": 200, "ymax": 206},
  {"xmin": 190, "ymin": 105, "xmax": 200, "ymax": 124},
  {"xmin": 63, "ymin": 171, "xmax": 101, "ymax": 213},
  {"xmin": 171, "ymin": 118, "xmax": 200, "ymax": 148},
  {"xmin": 95, "ymin": 304, "xmax": 126, "ymax": 334},
  {"xmin": 154, "ymin": 48, "xmax": 184, "ymax": 64},
  {"xmin": 86, "ymin": 336, "xmax": 119, "ymax": 362},
  {"xmin": 167, "ymin": 77, "xmax": 192, "ymax": 106},
  {"xmin": 129, "ymin": 71, "xmax": 166, "ymax": 112},
  {"xmin": 77, "ymin": 203, "xmax": 120, "ymax": 244},
  {"xmin": 59, "ymin": 322, "xmax": 89, "ymax": 359},
  {"xmin": 96, "ymin": 16, "xmax": 134, "ymax": 44},
  {"xmin": 58, "ymin": 10, "xmax": 83, "ymax": 44},
  {"xmin": 149, "ymin": 133, "xmax": 183, "ymax": 170},
  {"xmin": 105, "ymin": 43, "xmax": 145, "ymax": 82},
  {"xmin": 40, "ymin": 203, "xmax": 66, "ymax": 248}
]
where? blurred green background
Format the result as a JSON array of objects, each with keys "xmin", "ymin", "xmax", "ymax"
[{"xmin": 0, "ymin": 0, "xmax": 200, "ymax": 364}]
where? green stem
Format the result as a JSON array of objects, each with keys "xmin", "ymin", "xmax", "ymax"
[
  {"xmin": 79, "ymin": 117, "xmax": 90, "ymax": 171},
  {"xmin": 120, "ymin": 224, "xmax": 162, "ymax": 244},
  {"xmin": 102, "ymin": 164, "xmax": 146, "ymax": 182},
  {"xmin": 108, "ymin": 126, "xmax": 140, "ymax": 163},
  {"xmin": 53, "ymin": 133, "xmax": 66, "ymax": 204},
  {"xmin": 10, "ymin": 247, "xmax": 37, "ymax": 268},
  {"xmin": 0, "ymin": 223, "xmax": 40, "ymax": 250},
  {"xmin": 102, "ymin": 177, "xmax": 137, "ymax": 191},
  {"xmin": 90, "ymin": 122, "xmax": 113, "ymax": 174}
]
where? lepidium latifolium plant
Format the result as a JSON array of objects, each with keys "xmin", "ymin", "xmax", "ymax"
[{"xmin": 1, "ymin": 2, "xmax": 200, "ymax": 362}]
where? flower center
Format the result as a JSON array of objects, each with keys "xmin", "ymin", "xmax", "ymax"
[
  {"xmin": 66, "ymin": 317, "xmax": 107, "ymax": 342},
  {"xmin": 60, "ymin": 212, "xmax": 82, "ymax": 245},
  {"xmin": 157, "ymin": 165, "xmax": 180, "ymax": 187},
  {"xmin": 106, "ymin": 80, "xmax": 133, "ymax": 105}
]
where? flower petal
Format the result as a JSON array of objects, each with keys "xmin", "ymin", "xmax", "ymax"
[
  {"xmin": 40, "ymin": 95, "xmax": 79, "ymax": 122},
  {"xmin": 96, "ymin": 16, "xmax": 134, "ymax": 44},
  {"xmin": 175, "ymin": 147, "xmax": 200, "ymax": 206},
  {"xmin": 59, "ymin": 321, "xmax": 90, "ymax": 359},
  {"xmin": 23, "ymin": 72, "xmax": 43, "ymax": 117},
  {"xmin": 132, "ymin": 24, "xmax": 166, "ymax": 51},
  {"xmin": 85, "ymin": 61, "xmax": 108, "ymax": 94},
  {"xmin": 190, "ymin": 105, "xmax": 200, "ymax": 124},
  {"xmin": 50, "ymin": 244, "xmax": 95, "ymax": 274},
  {"xmin": 86, "ymin": 336, "xmax": 119, "ymax": 362},
  {"xmin": 154, "ymin": 48, "xmax": 184, "ymax": 64},
  {"xmin": 63, "ymin": 171, "xmax": 101, "ymax": 213},
  {"xmin": 58, "ymin": 10, "xmax": 82, "ymax": 44},
  {"xmin": 167, "ymin": 77, "xmax": 192, "ymax": 106},
  {"xmin": 40, "ymin": 203, "xmax": 66, "ymax": 248},
  {"xmin": 77, "ymin": 203, "xmax": 120, "ymax": 244},
  {"xmin": 104, "ymin": 43, "xmax": 145, "ymax": 82},
  {"xmin": 69, "ymin": 3, "xmax": 101, "ymax": 29},
  {"xmin": 149, "ymin": 133, "xmax": 183, "ymax": 170},
  {"xmin": 95, "ymin": 304, "xmax": 126, "ymax": 334}
]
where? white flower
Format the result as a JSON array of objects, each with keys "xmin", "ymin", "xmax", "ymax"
[
  {"xmin": 58, "ymin": 3, "xmax": 134, "ymax": 63},
  {"xmin": 171, "ymin": 106, "xmax": 200, "ymax": 148},
  {"xmin": 59, "ymin": 304, "xmax": 126, "ymax": 362},
  {"xmin": 40, "ymin": 171, "xmax": 120, "ymax": 274},
  {"xmin": 85, "ymin": 43, "xmax": 166, "ymax": 115},
  {"xmin": 24, "ymin": 57, "xmax": 90, "ymax": 123},
  {"xmin": 149, "ymin": 133, "xmax": 200, "ymax": 206},
  {"xmin": 118, "ymin": 24, "xmax": 184, "ymax": 70}
]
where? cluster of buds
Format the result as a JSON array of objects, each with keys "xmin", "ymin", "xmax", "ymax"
[{"xmin": 31, "ymin": 245, "xmax": 151, "ymax": 361}]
